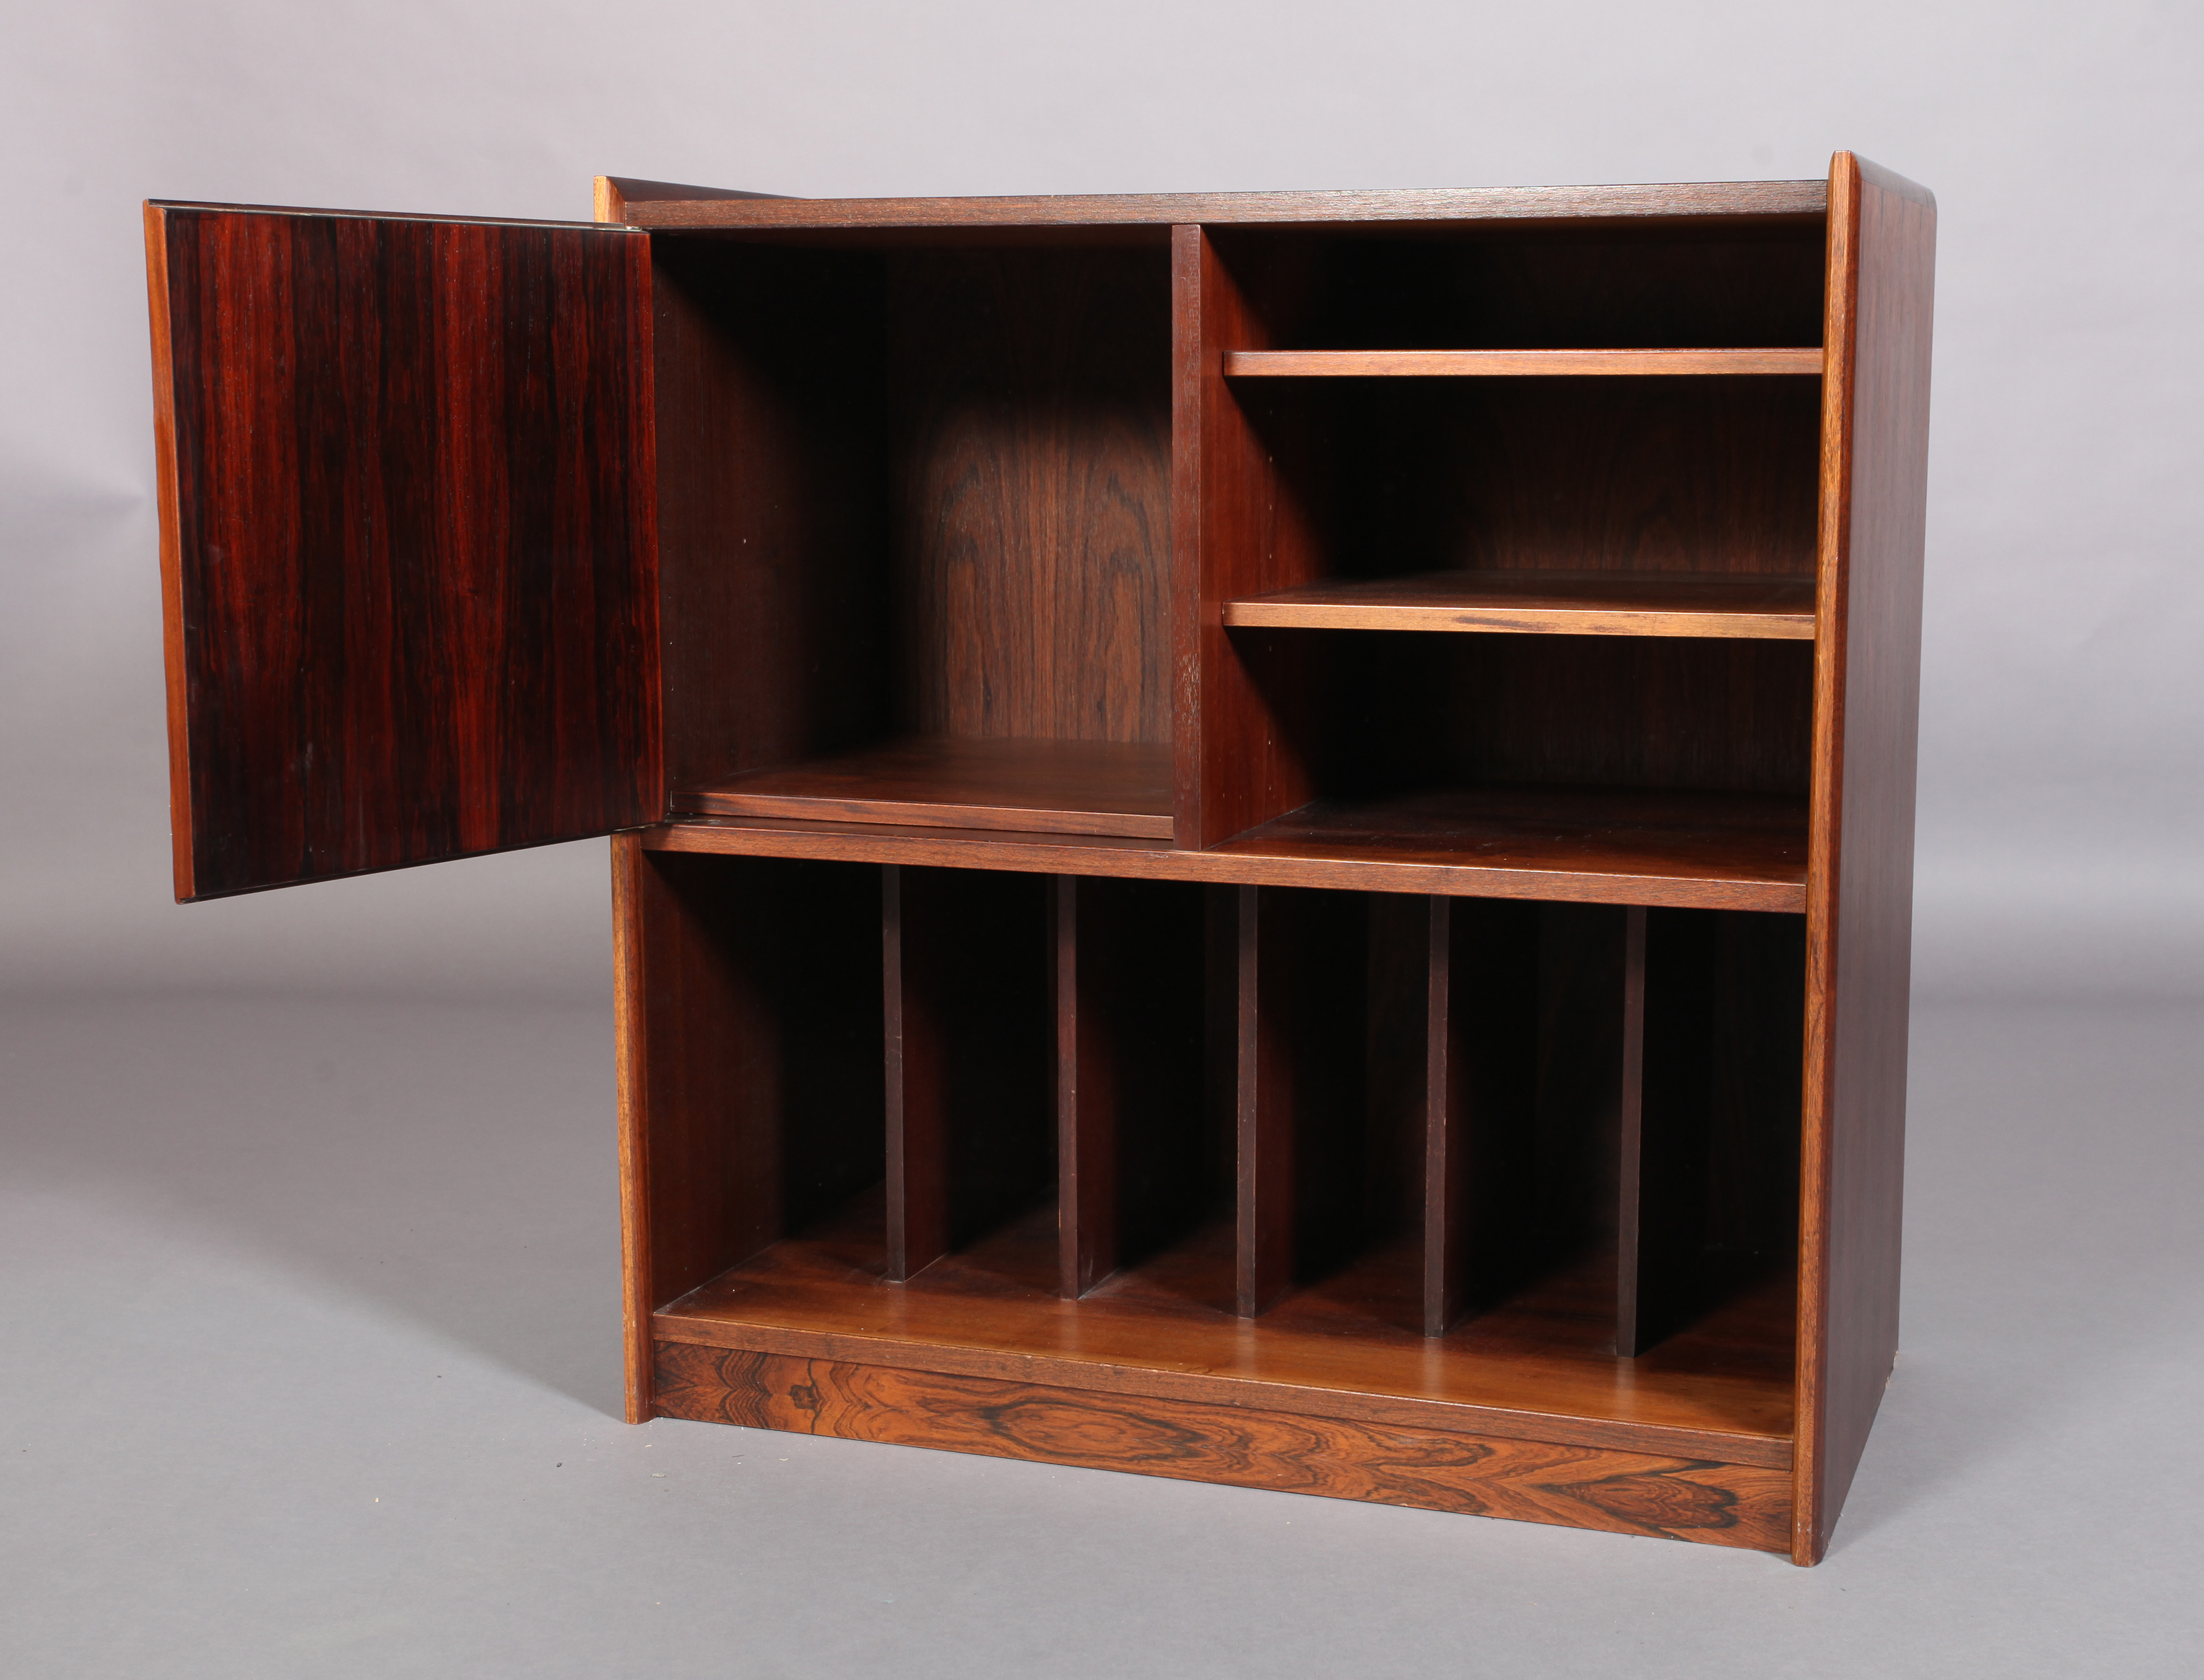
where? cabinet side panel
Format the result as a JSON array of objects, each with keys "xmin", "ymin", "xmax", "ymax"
[
  {"xmin": 1799, "ymin": 155, "xmax": 1934, "ymax": 1562},
  {"xmin": 152, "ymin": 207, "xmax": 661, "ymax": 897},
  {"xmin": 613, "ymin": 833, "xmax": 654, "ymax": 1419}
]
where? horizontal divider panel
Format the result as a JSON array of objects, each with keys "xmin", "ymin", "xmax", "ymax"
[
  {"xmin": 654, "ymin": 1342, "xmax": 1793, "ymax": 1551},
  {"xmin": 673, "ymin": 737, "xmax": 1173, "ymax": 839},
  {"xmin": 1223, "ymin": 349, "xmax": 1823, "ymax": 377},
  {"xmin": 646, "ymin": 790, "xmax": 1809, "ymax": 913},
  {"xmin": 1223, "ymin": 570, "xmax": 1815, "ymax": 641}
]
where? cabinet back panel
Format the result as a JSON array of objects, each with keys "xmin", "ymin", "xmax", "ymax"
[
  {"xmin": 1270, "ymin": 633, "xmax": 1813, "ymax": 800},
  {"xmin": 1248, "ymin": 375, "xmax": 1823, "ymax": 581},
  {"xmin": 1284, "ymin": 228, "xmax": 1827, "ymax": 351},
  {"xmin": 888, "ymin": 247, "xmax": 1173, "ymax": 743}
]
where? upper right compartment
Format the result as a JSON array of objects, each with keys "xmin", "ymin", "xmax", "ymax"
[
  {"xmin": 1212, "ymin": 210, "xmax": 1829, "ymax": 635},
  {"xmin": 1175, "ymin": 192, "xmax": 1833, "ymax": 874}
]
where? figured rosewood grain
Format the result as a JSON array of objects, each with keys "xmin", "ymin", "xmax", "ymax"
[
  {"xmin": 1225, "ymin": 349, "xmax": 1823, "ymax": 377},
  {"xmin": 619, "ymin": 180, "xmax": 1826, "ymax": 231},
  {"xmin": 1796, "ymin": 153, "xmax": 1936, "ymax": 1564},
  {"xmin": 675, "ymin": 737, "xmax": 1173, "ymax": 837},
  {"xmin": 613, "ymin": 840, "xmax": 885, "ymax": 1420},
  {"xmin": 1054, "ymin": 876, "xmax": 1213, "ymax": 1296},
  {"xmin": 654, "ymin": 1344, "xmax": 1791, "ymax": 1549},
  {"xmin": 1222, "ymin": 570, "xmax": 1816, "ymax": 640},
  {"xmin": 146, "ymin": 204, "xmax": 660, "ymax": 900}
]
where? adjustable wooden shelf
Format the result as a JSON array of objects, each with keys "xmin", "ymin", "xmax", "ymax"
[{"xmin": 142, "ymin": 153, "xmax": 1934, "ymax": 1564}]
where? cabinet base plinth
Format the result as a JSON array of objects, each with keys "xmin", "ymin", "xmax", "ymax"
[{"xmin": 653, "ymin": 1340, "xmax": 1792, "ymax": 1553}]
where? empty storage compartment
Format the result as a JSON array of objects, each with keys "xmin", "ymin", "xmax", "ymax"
[
  {"xmin": 884, "ymin": 865, "xmax": 1057, "ymax": 1279},
  {"xmin": 619, "ymin": 852, "xmax": 889, "ymax": 1312},
  {"xmin": 1219, "ymin": 371, "xmax": 1824, "ymax": 639},
  {"xmin": 1214, "ymin": 626, "xmax": 1815, "ymax": 882},
  {"xmin": 650, "ymin": 231, "xmax": 1175, "ymax": 837},
  {"xmin": 1205, "ymin": 217, "xmax": 1827, "ymax": 352}
]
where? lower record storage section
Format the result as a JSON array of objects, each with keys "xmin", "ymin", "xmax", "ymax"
[{"xmin": 621, "ymin": 850, "xmax": 1806, "ymax": 1552}]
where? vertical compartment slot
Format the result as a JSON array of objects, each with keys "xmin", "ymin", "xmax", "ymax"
[
  {"xmin": 1233, "ymin": 886, "xmax": 1422, "ymax": 1318},
  {"xmin": 882, "ymin": 865, "xmax": 1055, "ymax": 1280},
  {"xmin": 1422, "ymin": 896, "xmax": 1542, "ymax": 1336},
  {"xmin": 1622, "ymin": 907, "xmax": 1806, "ymax": 1355},
  {"xmin": 1053, "ymin": 876, "xmax": 1216, "ymax": 1297}
]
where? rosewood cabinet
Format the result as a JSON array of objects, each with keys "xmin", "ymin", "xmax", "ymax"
[{"xmin": 143, "ymin": 153, "xmax": 1934, "ymax": 1564}]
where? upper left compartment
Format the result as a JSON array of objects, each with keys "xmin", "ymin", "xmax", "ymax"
[{"xmin": 648, "ymin": 227, "xmax": 1176, "ymax": 839}]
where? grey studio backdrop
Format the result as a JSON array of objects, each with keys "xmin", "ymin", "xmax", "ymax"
[{"xmin": 1, "ymin": 3, "xmax": 2197, "ymax": 1677}]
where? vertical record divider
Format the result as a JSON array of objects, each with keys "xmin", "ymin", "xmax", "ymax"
[
  {"xmin": 1055, "ymin": 876, "xmax": 1116, "ymax": 1296},
  {"xmin": 1615, "ymin": 906, "xmax": 1651, "ymax": 1355},
  {"xmin": 882, "ymin": 864, "xmax": 947, "ymax": 1281},
  {"xmin": 1236, "ymin": 886, "xmax": 1292, "ymax": 1316},
  {"xmin": 1424, "ymin": 897, "xmax": 1464, "ymax": 1336}
]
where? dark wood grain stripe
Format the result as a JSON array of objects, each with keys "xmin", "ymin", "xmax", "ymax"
[{"xmin": 151, "ymin": 205, "xmax": 660, "ymax": 898}]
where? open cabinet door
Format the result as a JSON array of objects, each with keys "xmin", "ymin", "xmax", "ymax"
[{"xmin": 145, "ymin": 202, "xmax": 661, "ymax": 900}]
